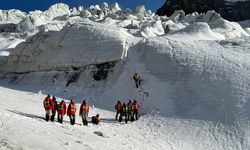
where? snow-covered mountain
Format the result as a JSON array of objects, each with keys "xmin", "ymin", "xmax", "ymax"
[
  {"xmin": 157, "ymin": 0, "xmax": 250, "ymax": 21},
  {"xmin": 1, "ymin": 2, "xmax": 250, "ymax": 150}
]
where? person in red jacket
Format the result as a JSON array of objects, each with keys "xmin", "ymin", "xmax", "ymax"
[
  {"xmin": 132, "ymin": 100, "xmax": 140, "ymax": 120},
  {"xmin": 92, "ymin": 114, "xmax": 100, "ymax": 125},
  {"xmin": 67, "ymin": 100, "xmax": 77, "ymax": 125},
  {"xmin": 57, "ymin": 100, "xmax": 67, "ymax": 123},
  {"xmin": 79, "ymin": 100, "xmax": 89, "ymax": 126},
  {"xmin": 115, "ymin": 100, "xmax": 122, "ymax": 120},
  {"xmin": 43, "ymin": 94, "xmax": 54, "ymax": 122}
]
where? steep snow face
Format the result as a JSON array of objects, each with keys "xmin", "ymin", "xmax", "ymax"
[
  {"xmin": 129, "ymin": 37, "xmax": 250, "ymax": 123},
  {"xmin": 1, "ymin": 19, "xmax": 130, "ymax": 73},
  {"xmin": 0, "ymin": 9, "xmax": 26, "ymax": 23}
]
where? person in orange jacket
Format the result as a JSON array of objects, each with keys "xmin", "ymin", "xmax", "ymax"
[
  {"xmin": 67, "ymin": 100, "xmax": 77, "ymax": 125},
  {"xmin": 115, "ymin": 100, "xmax": 122, "ymax": 120},
  {"xmin": 43, "ymin": 94, "xmax": 54, "ymax": 122},
  {"xmin": 92, "ymin": 114, "xmax": 100, "ymax": 125},
  {"xmin": 57, "ymin": 100, "xmax": 67, "ymax": 123},
  {"xmin": 132, "ymin": 100, "xmax": 140, "ymax": 120},
  {"xmin": 79, "ymin": 100, "xmax": 89, "ymax": 126}
]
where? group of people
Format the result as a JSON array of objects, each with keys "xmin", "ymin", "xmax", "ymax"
[
  {"xmin": 43, "ymin": 95, "xmax": 100, "ymax": 125},
  {"xmin": 115, "ymin": 99, "xmax": 140, "ymax": 123},
  {"xmin": 43, "ymin": 73, "xmax": 143, "ymax": 125}
]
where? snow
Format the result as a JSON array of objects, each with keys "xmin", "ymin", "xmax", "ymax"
[
  {"xmin": 0, "ymin": 2, "xmax": 250, "ymax": 150},
  {"xmin": 0, "ymin": 9, "xmax": 26, "ymax": 24},
  {"xmin": 0, "ymin": 86, "xmax": 249, "ymax": 150}
]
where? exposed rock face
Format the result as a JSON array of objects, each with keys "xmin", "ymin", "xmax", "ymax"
[{"xmin": 157, "ymin": 0, "xmax": 250, "ymax": 21}]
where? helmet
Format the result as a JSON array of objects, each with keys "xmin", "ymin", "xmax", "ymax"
[
  {"xmin": 52, "ymin": 96, "xmax": 56, "ymax": 100},
  {"xmin": 96, "ymin": 114, "xmax": 99, "ymax": 117},
  {"xmin": 47, "ymin": 94, "xmax": 50, "ymax": 97},
  {"xmin": 83, "ymin": 100, "xmax": 86, "ymax": 104},
  {"xmin": 134, "ymin": 100, "xmax": 137, "ymax": 103},
  {"xmin": 118, "ymin": 100, "xmax": 121, "ymax": 103}
]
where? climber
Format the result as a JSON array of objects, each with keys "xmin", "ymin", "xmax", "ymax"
[
  {"xmin": 51, "ymin": 96, "xmax": 58, "ymax": 122},
  {"xmin": 92, "ymin": 114, "xmax": 100, "ymax": 125},
  {"xmin": 67, "ymin": 100, "xmax": 77, "ymax": 125},
  {"xmin": 133, "ymin": 73, "xmax": 142, "ymax": 88},
  {"xmin": 57, "ymin": 100, "xmax": 67, "ymax": 123},
  {"xmin": 132, "ymin": 100, "xmax": 140, "ymax": 120},
  {"xmin": 79, "ymin": 100, "xmax": 89, "ymax": 126},
  {"xmin": 43, "ymin": 94, "xmax": 54, "ymax": 122},
  {"xmin": 115, "ymin": 100, "xmax": 122, "ymax": 120},
  {"xmin": 119, "ymin": 102, "xmax": 128, "ymax": 123},
  {"xmin": 127, "ymin": 100, "xmax": 134, "ymax": 121}
]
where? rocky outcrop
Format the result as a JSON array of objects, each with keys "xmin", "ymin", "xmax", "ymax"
[
  {"xmin": 157, "ymin": 0, "xmax": 250, "ymax": 21},
  {"xmin": 0, "ymin": 23, "xmax": 17, "ymax": 32}
]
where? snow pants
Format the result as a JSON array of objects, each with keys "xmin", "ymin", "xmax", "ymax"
[
  {"xmin": 69, "ymin": 114, "xmax": 76, "ymax": 125},
  {"xmin": 51, "ymin": 109, "xmax": 56, "ymax": 122},
  {"xmin": 81, "ymin": 113, "xmax": 88, "ymax": 126},
  {"xmin": 58, "ymin": 114, "xmax": 64, "ymax": 123},
  {"xmin": 45, "ymin": 110, "xmax": 51, "ymax": 122}
]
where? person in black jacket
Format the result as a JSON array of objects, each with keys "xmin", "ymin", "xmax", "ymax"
[
  {"xmin": 119, "ymin": 103, "xmax": 128, "ymax": 123},
  {"xmin": 133, "ymin": 73, "xmax": 142, "ymax": 88},
  {"xmin": 51, "ymin": 96, "xmax": 58, "ymax": 122}
]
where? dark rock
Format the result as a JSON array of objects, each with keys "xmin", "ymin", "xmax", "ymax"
[
  {"xmin": 0, "ymin": 23, "xmax": 18, "ymax": 33},
  {"xmin": 93, "ymin": 61, "xmax": 116, "ymax": 81},
  {"xmin": 156, "ymin": 0, "xmax": 250, "ymax": 21}
]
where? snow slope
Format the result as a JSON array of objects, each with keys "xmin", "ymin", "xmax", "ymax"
[
  {"xmin": 0, "ymin": 2, "xmax": 250, "ymax": 150},
  {"xmin": 0, "ymin": 86, "xmax": 249, "ymax": 150}
]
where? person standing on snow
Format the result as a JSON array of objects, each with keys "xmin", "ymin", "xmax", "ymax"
[
  {"xmin": 119, "ymin": 102, "xmax": 129, "ymax": 123},
  {"xmin": 133, "ymin": 73, "xmax": 142, "ymax": 88},
  {"xmin": 132, "ymin": 100, "xmax": 140, "ymax": 120},
  {"xmin": 51, "ymin": 96, "xmax": 58, "ymax": 122},
  {"xmin": 79, "ymin": 100, "xmax": 89, "ymax": 126},
  {"xmin": 127, "ymin": 100, "xmax": 133, "ymax": 121},
  {"xmin": 115, "ymin": 100, "xmax": 122, "ymax": 120},
  {"xmin": 57, "ymin": 100, "xmax": 67, "ymax": 123},
  {"xmin": 92, "ymin": 114, "xmax": 100, "ymax": 125},
  {"xmin": 67, "ymin": 100, "xmax": 77, "ymax": 125},
  {"xmin": 43, "ymin": 94, "xmax": 54, "ymax": 122}
]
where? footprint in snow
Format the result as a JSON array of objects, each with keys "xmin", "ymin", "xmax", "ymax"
[{"xmin": 75, "ymin": 141, "xmax": 83, "ymax": 144}]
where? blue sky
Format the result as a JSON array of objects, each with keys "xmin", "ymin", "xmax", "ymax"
[{"xmin": 0, "ymin": 0, "xmax": 165, "ymax": 12}]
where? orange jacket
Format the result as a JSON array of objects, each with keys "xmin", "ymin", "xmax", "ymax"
[
  {"xmin": 132, "ymin": 102, "xmax": 140, "ymax": 110},
  {"xmin": 67, "ymin": 102, "xmax": 77, "ymax": 115},
  {"xmin": 79, "ymin": 103, "xmax": 89, "ymax": 115}
]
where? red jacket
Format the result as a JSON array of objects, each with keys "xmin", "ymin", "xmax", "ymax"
[
  {"xmin": 43, "ymin": 96, "xmax": 54, "ymax": 111},
  {"xmin": 57, "ymin": 100, "xmax": 67, "ymax": 115},
  {"xmin": 67, "ymin": 102, "xmax": 77, "ymax": 115},
  {"xmin": 79, "ymin": 103, "xmax": 89, "ymax": 115}
]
